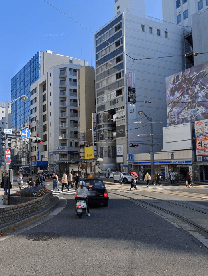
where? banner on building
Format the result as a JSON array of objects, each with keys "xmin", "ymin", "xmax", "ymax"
[
  {"xmin": 195, "ymin": 119, "xmax": 208, "ymax": 155},
  {"xmin": 128, "ymin": 72, "xmax": 136, "ymax": 104}
]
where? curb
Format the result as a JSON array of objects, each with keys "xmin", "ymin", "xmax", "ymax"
[{"xmin": 0, "ymin": 196, "xmax": 59, "ymax": 236}]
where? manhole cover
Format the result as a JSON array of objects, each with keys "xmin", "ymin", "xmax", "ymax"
[{"xmin": 26, "ymin": 232, "xmax": 61, "ymax": 241}]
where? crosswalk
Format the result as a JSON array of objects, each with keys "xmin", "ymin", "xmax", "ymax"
[{"xmin": 52, "ymin": 188, "xmax": 76, "ymax": 195}]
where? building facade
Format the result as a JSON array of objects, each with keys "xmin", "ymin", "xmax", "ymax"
[
  {"xmin": 95, "ymin": 11, "xmax": 184, "ymax": 171},
  {"xmin": 11, "ymin": 50, "xmax": 79, "ymax": 130},
  {"xmin": 162, "ymin": 0, "xmax": 208, "ymax": 27},
  {"xmin": 30, "ymin": 58, "xmax": 87, "ymax": 172}
]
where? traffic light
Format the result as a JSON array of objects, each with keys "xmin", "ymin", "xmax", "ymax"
[
  {"xmin": 129, "ymin": 143, "xmax": 139, "ymax": 147},
  {"xmin": 36, "ymin": 137, "xmax": 43, "ymax": 143}
]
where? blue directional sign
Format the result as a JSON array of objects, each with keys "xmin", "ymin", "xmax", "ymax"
[{"xmin": 21, "ymin": 128, "xmax": 31, "ymax": 139}]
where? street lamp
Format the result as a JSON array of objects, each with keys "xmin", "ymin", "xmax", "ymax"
[{"xmin": 138, "ymin": 111, "xmax": 154, "ymax": 183}]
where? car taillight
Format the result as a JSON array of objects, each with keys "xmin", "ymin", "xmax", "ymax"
[
  {"xmin": 104, "ymin": 190, "xmax": 108, "ymax": 197},
  {"xmin": 78, "ymin": 205, "xmax": 82, "ymax": 209},
  {"xmin": 89, "ymin": 185, "xmax": 93, "ymax": 188}
]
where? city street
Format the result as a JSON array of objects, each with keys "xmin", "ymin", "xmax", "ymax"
[{"xmin": 1, "ymin": 181, "xmax": 208, "ymax": 275}]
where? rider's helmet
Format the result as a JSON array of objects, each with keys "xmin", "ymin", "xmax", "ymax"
[{"xmin": 79, "ymin": 181, "xmax": 85, "ymax": 187}]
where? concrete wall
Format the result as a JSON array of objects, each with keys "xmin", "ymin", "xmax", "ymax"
[{"xmin": 192, "ymin": 8, "xmax": 208, "ymax": 66}]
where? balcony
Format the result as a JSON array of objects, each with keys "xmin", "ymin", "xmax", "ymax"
[
  {"xmin": 69, "ymin": 81, "xmax": 77, "ymax": 87},
  {"xmin": 59, "ymin": 134, "xmax": 67, "ymax": 139},
  {"xmin": 60, "ymin": 102, "xmax": 67, "ymax": 106},
  {"xmin": 70, "ymin": 92, "xmax": 77, "ymax": 97},
  {"xmin": 70, "ymin": 122, "xmax": 78, "ymax": 128},
  {"xmin": 59, "ymin": 112, "xmax": 67, "ymax": 118},
  {"xmin": 59, "ymin": 91, "xmax": 66, "ymax": 97},
  {"xmin": 60, "ymin": 71, "xmax": 67, "ymax": 77},
  {"xmin": 60, "ymin": 123, "xmax": 67, "ymax": 128},
  {"xmin": 60, "ymin": 81, "xmax": 66, "ymax": 87},
  {"xmin": 70, "ymin": 101, "xmax": 77, "ymax": 107}
]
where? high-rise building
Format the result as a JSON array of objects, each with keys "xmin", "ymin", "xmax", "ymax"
[
  {"xmin": 11, "ymin": 50, "xmax": 80, "ymax": 129},
  {"xmin": 162, "ymin": 0, "xmax": 208, "ymax": 27},
  {"xmin": 95, "ymin": 11, "xmax": 184, "ymax": 171},
  {"xmin": 30, "ymin": 58, "xmax": 87, "ymax": 172}
]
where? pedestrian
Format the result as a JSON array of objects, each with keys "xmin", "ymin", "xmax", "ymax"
[
  {"xmin": 74, "ymin": 173, "xmax": 80, "ymax": 189},
  {"xmin": 130, "ymin": 175, "xmax": 137, "ymax": 190},
  {"xmin": 27, "ymin": 175, "xmax": 34, "ymax": 187},
  {"xmin": 41, "ymin": 172, "xmax": 46, "ymax": 186},
  {"xmin": 1, "ymin": 172, "xmax": 10, "ymax": 195},
  {"xmin": 153, "ymin": 173, "xmax": 157, "ymax": 185},
  {"xmin": 52, "ymin": 172, "xmax": 60, "ymax": 192},
  {"xmin": 35, "ymin": 174, "xmax": 42, "ymax": 186},
  {"xmin": 186, "ymin": 172, "xmax": 191, "ymax": 188},
  {"xmin": 156, "ymin": 173, "xmax": 160, "ymax": 185},
  {"xmin": 145, "ymin": 172, "xmax": 151, "ymax": 187},
  {"xmin": 119, "ymin": 171, "xmax": 123, "ymax": 185},
  {"xmin": 61, "ymin": 173, "xmax": 69, "ymax": 191},
  {"xmin": 17, "ymin": 172, "xmax": 23, "ymax": 190},
  {"xmin": 170, "ymin": 171, "xmax": 175, "ymax": 184},
  {"xmin": 68, "ymin": 170, "xmax": 73, "ymax": 188}
]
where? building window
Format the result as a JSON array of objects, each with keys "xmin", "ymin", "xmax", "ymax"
[
  {"xmin": 177, "ymin": 14, "xmax": 181, "ymax": 24},
  {"xmin": 165, "ymin": 31, "xmax": 168, "ymax": 38},
  {"xmin": 207, "ymin": 0, "xmax": 208, "ymax": 6},
  {"xmin": 117, "ymin": 5, "xmax": 120, "ymax": 10},
  {"xmin": 198, "ymin": 0, "xmax": 203, "ymax": 10},
  {"xmin": 115, "ymin": 23, "xmax": 121, "ymax": 32},
  {"xmin": 183, "ymin": 9, "xmax": 188, "ymax": 19},
  {"xmin": 115, "ymin": 40, "xmax": 121, "ymax": 47},
  {"xmin": 141, "ymin": 24, "xmax": 145, "ymax": 32},
  {"xmin": 115, "ymin": 0, "xmax": 118, "ymax": 2},
  {"xmin": 157, "ymin": 29, "xmax": 160, "ymax": 36},
  {"xmin": 116, "ymin": 72, "xmax": 121, "ymax": 79},
  {"xmin": 50, "ymin": 73, "xmax": 51, "ymax": 77},
  {"xmin": 176, "ymin": 0, "xmax": 180, "ymax": 8},
  {"xmin": 149, "ymin": 27, "xmax": 152, "ymax": 34},
  {"xmin": 116, "ymin": 55, "xmax": 122, "ymax": 63},
  {"xmin": 183, "ymin": 0, "xmax": 187, "ymax": 3}
]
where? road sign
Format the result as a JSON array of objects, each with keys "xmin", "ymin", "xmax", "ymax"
[
  {"xmin": 6, "ymin": 157, "xmax": 11, "ymax": 164},
  {"xmin": 4, "ymin": 129, "xmax": 12, "ymax": 134},
  {"xmin": 6, "ymin": 149, "xmax": 11, "ymax": 155},
  {"xmin": 21, "ymin": 128, "xmax": 31, "ymax": 139}
]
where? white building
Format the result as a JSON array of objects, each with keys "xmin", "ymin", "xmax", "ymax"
[
  {"xmin": 162, "ymin": 0, "xmax": 208, "ymax": 27},
  {"xmin": 0, "ymin": 102, "xmax": 11, "ymax": 166},
  {"xmin": 30, "ymin": 57, "xmax": 87, "ymax": 172},
  {"xmin": 95, "ymin": 7, "xmax": 184, "ymax": 171},
  {"xmin": 114, "ymin": 0, "xmax": 145, "ymax": 17}
]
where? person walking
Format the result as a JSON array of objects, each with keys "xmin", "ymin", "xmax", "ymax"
[
  {"xmin": 145, "ymin": 172, "xmax": 151, "ymax": 187},
  {"xmin": 61, "ymin": 173, "xmax": 69, "ymax": 191},
  {"xmin": 186, "ymin": 172, "xmax": 191, "ymax": 188},
  {"xmin": 17, "ymin": 172, "xmax": 23, "ymax": 190},
  {"xmin": 52, "ymin": 172, "xmax": 60, "ymax": 192},
  {"xmin": 68, "ymin": 170, "xmax": 73, "ymax": 188},
  {"xmin": 74, "ymin": 173, "xmax": 80, "ymax": 189},
  {"xmin": 1, "ymin": 172, "xmax": 10, "ymax": 195}
]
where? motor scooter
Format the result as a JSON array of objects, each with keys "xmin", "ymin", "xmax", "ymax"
[{"xmin": 75, "ymin": 197, "xmax": 87, "ymax": 218}]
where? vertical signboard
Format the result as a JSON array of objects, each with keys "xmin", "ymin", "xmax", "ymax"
[
  {"xmin": 128, "ymin": 72, "xmax": 136, "ymax": 104},
  {"xmin": 116, "ymin": 145, "xmax": 123, "ymax": 163},
  {"xmin": 195, "ymin": 119, "xmax": 208, "ymax": 155}
]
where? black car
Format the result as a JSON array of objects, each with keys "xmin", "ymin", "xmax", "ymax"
[{"xmin": 82, "ymin": 178, "xmax": 109, "ymax": 207}]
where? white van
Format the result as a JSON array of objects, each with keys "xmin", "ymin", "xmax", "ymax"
[{"xmin": 113, "ymin": 172, "xmax": 132, "ymax": 183}]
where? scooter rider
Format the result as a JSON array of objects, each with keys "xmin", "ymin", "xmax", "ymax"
[{"xmin": 76, "ymin": 181, "xmax": 90, "ymax": 216}]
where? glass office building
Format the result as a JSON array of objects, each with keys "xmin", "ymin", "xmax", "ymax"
[{"xmin": 11, "ymin": 52, "xmax": 41, "ymax": 129}]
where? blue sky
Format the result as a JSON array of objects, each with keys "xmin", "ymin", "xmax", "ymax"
[{"xmin": 0, "ymin": 0, "xmax": 162, "ymax": 103}]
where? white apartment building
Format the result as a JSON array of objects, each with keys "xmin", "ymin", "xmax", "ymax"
[
  {"xmin": 162, "ymin": 0, "xmax": 208, "ymax": 27},
  {"xmin": 95, "ymin": 9, "xmax": 184, "ymax": 171},
  {"xmin": 0, "ymin": 102, "xmax": 11, "ymax": 166},
  {"xmin": 30, "ymin": 57, "xmax": 87, "ymax": 172}
]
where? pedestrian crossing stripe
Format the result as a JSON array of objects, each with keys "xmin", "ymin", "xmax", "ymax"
[{"xmin": 52, "ymin": 189, "xmax": 76, "ymax": 195}]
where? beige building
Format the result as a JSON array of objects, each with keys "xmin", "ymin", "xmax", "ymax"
[{"xmin": 78, "ymin": 66, "xmax": 96, "ymax": 159}]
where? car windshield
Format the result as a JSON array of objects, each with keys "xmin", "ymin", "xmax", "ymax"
[{"xmin": 84, "ymin": 179, "xmax": 105, "ymax": 188}]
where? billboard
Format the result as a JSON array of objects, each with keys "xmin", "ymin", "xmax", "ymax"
[
  {"xmin": 163, "ymin": 123, "xmax": 192, "ymax": 151},
  {"xmin": 166, "ymin": 61, "xmax": 208, "ymax": 126},
  {"xmin": 195, "ymin": 119, "xmax": 208, "ymax": 156}
]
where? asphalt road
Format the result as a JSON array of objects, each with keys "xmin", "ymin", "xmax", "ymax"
[{"xmin": 1, "ymin": 190, "xmax": 208, "ymax": 276}]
